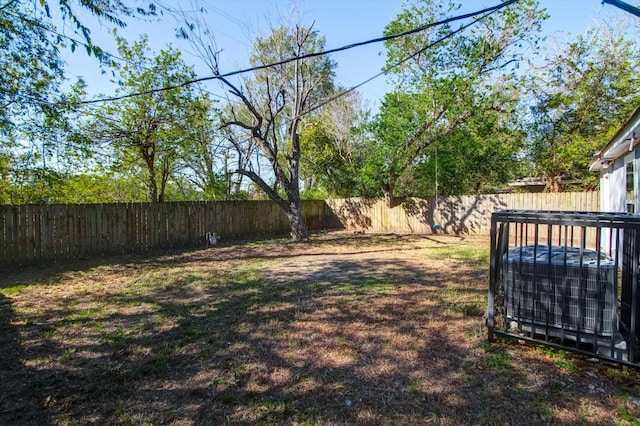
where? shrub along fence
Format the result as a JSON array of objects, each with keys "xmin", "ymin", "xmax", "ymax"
[{"xmin": 1, "ymin": 192, "xmax": 600, "ymax": 267}]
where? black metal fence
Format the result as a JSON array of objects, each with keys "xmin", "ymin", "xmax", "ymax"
[{"xmin": 487, "ymin": 210, "xmax": 640, "ymax": 367}]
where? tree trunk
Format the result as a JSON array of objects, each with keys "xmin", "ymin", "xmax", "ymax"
[
  {"xmin": 141, "ymin": 143, "xmax": 159, "ymax": 202},
  {"xmin": 545, "ymin": 174, "xmax": 561, "ymax": 193},
  {"xmin": 149, "ymin": 173, "xmax": 159, "ymax": 202},
  {"xmin": 234, "ymin": 168, "xmax": 308, "ymax": 241},
  {"xmin": 286, "ymin": 200, "xmax": 308, "ymax": 242},
  {"xmin": 158, "ymin": 156, "xmax": 170, "ymax": 203},
  {"xmin": 382, "ymin": 182, "xmax": 396, "ymax": 208}
]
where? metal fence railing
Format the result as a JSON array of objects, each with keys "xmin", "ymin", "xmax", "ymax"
[{"xmin": 487, "ymin": 210, "xmax": 640, "ymax": 367}]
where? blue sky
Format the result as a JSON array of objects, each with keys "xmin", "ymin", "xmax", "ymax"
[{"xmin": 62, "ymin": 0, "xmax": 636, "ymax": 105}]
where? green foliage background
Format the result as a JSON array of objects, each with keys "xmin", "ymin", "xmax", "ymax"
[{"xmin": 1, "ymin": 0, "xmax": 639, "ymax": 204}]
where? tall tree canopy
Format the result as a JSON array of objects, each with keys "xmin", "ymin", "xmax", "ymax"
[
  {"xmin": 0, "ymin": 0, "xmax": 158, "ymax": 203},
  {"xmin": 0, "ymin": 0, "xmax": 61, "ymax": 137},
  {"xmin": 179, "ymin": 95, "xmax": 229, "ymax": 200},
  {"xmin": 389, "ymin": 112, "xmax": 526, "ymax": 197},
  {"xmin": 219, "ymin": 22, "xmax": 336, "ymax": 240},
  {"xmin": 298, "ymin": 89, "xmax": 370, "ymax": 198},
  {"xmin": 5, "ymin": 0, "xmax": 640, "ymax": 207},
  {"xmin": 0, "ymin": 0, "xmax": 154, "ymax": 136},
  {"xmin": 369, "ymin": 0, "xmax": 546, "ymax": 205},
  {"xmin": 86, "ymin": 35, "xmax": 199, "ymax": 203},
  {"xmin": 524, "ymin": 20, "xmax": 640, "ymax": 191}
]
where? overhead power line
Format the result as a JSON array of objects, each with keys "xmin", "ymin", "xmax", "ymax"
[
  {"xmin": 79, "ymin": 0, "xmax": 519, "ymax": 105},
  {"xmin": 301, "ymin": 6, "xmax": 501, "ymax": 119}
]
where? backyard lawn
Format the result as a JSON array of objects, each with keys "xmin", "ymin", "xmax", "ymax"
[{"xmin": 1, "ymin": 231, "xmax": 639, "ymax": 425}]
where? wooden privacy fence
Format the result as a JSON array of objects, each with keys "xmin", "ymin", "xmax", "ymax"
[
  {"xmin": 1, "ymin": 192, "xmax": 601, "ymax": 267},
  {"xmin": 0, "ymin": 200, "xmax": 331, "ymax": 267},
  {"xmin": 328, "ymin": 192, "xmax": 601, "ymax": 235}
]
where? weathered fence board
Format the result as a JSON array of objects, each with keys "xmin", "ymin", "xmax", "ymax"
[
  {"xmin": 327, "ymin": 192, "xmax": 601, "ymax": 235},
  {"xmin": 7, "ymin": 207, "xmax": 17, "ymax": 261},
  {"xmin": 0, "ymin": 200, "xmax": 332, "ymax": 267},
  {"xmin": 0, "ymin": 194, "xmax": 601, "ymax": 268}
]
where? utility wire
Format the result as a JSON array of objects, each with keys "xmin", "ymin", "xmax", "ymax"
[
  {"xmin": 79, "ymin": 0, "xmax": 519, "ymax": 105},
  {"xmin": 6, "ymin": 3, "xmax": 241, "ymax": 109},
  {"xmin": 300, "ymin": 7, "xmax": 498, "ymax": 119}
]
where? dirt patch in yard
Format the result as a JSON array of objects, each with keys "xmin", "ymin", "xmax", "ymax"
[{"xmin": 1, "ymin": 231, "xmax": 639, "ymax": 425}]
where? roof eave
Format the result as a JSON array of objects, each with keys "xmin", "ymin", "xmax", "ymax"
[{"xmin": 589, "ymin": 105, "xmax": 640, "ymax": 172}]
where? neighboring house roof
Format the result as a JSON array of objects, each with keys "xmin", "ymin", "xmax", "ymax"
[
  {"xmin": 507, "ymin": 177, "xmax": 582, "ymax": 192},
  {"xmin": 590, "ymin": 105, "xmax": 640, "ymax": 172}
]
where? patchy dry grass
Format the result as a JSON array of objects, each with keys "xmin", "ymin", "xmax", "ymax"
[{"xmin": 1, "ymin": 231, "xmax": 639, "ymax": 425}]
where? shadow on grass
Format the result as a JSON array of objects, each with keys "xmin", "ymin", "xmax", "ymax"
[
  {"xmin": 0, "ymin": 293, "xmax": 52, "ymax": 425},
  {"xmin": 0, "ymin": 233, "xmax": 635, "ymax": 424},
  {"xmin": 0, "ymin": 231, "xmax": 395, "ymax": 290}
]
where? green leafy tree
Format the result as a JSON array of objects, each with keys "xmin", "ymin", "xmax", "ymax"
[
  {"xmin": 57, "ymin": 172, "xmax": 148, "ymax": 203},
  {"xmin": 0, "ymin": 81, "xmax": 91, "ymax": 203},
  {"xmin": 299, "ymin": 89, "xmax": 373, "ymax": 198},
  {"xmin": 0, "ymin": 0, "xmax": 156, "ymax": 203},
  {"xmin": 0, "ymin": 0, "xmax": 154, "ymax": 136},
  {"xmin": 0, "ymin": 0, "xmax": 70, "ymax": 203},
  {"xmin": 0, "ymin": 153, "xmax": 9, "ymax": 202},
  {"xmin": 0, "ymin": 0, "xmax": 61, "ymax": 138},
  {"xmin": 218, "ymin": 23, "xmax": 335, "ymax": 240},
  {"xmin": 397, "ymin": 115, "xmax": 525, "ymax": 197},
  {"xmin": 371, "ymin": 0, "xmax": 545, "ymax": 205},
  {"xmin": 87, "ymin": 35, "xmax": 198, "ymax": 202},
  {"xmin": 524, "ymin": 21, "xmax": 640, "ymax": 191},
  {"xmin": 179, "ymin": 95, "xmax": 228, "ymax": 199}
]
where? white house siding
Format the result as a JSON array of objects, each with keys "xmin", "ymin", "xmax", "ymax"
[
  {"xmin": 591, "ymin": 106, "xmax": 640, "ymax": 257},
  {"xmin": 600, "ymin": 149, "xmax": 640, "ymax": 213},
  {"xmin": 601, "ymin": 158, "xmax": 627, "ymax": 212},
  {"xmin": 599, "ymin": 163, "xmax": 613, "ymax": 212},
  {"xmin": 632, "ymin": 150, "xmax": 640, "ymax": 214},
  {"xmin": 599, "ymin": 151, "xmax": 640, "ymax": 256}
]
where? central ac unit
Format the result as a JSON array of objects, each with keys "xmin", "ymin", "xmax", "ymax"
[{"xmin": 503, "ymin": 245, "xmax": 617, "ymax": 338}]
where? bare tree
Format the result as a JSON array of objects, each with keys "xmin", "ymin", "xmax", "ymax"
[
  {"xmin": 218, "ymin": 23, "xmax": 334, "ymax": 240},
  {"xmin": 173, "ymin": 3, "xmax": 335, "ymax": 240}
]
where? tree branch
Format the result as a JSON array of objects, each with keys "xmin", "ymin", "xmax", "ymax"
[{"xmin": 235, "ymin": 168, "xmax": 288, "ymax": 211}]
